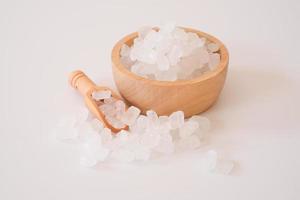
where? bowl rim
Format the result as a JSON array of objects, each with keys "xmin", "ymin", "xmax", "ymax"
[{"xmin": 111, "ymin": 27, "xmax": 229, "ymax": 86}]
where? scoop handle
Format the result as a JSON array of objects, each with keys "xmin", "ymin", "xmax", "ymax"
[{"xmin": 69, "ymin": 70, "xmax": 96, "ymax": 96}]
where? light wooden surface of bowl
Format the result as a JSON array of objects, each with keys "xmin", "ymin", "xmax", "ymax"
[{"xmin": 111, "ymin": 27, "xmax": 229, "ymax": 117}]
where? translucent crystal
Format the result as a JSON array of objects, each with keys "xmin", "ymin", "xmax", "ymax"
[
  {"xmin": 169, "ymin": 111, "xmax": 184, "ymax": 129},
  {"xmin": 120, "ymin": 44, "xmax": 131, "ymax": 57},
  {"xmin": 157, "ymin": 54, "xmax": 170, "ymax": 71},
  {"xmin": 207, "ymin": 43, "xmax": 220, "ymax": 53},
  {"xmin": 130, "ymin": 115, "xmax": 150, "ymax": 134},
  {"xmin": 90, "ymin": 118, "xmax": 104, "ymax": 133},
  {"xmin": 146, "ymin": 110, "xmax": 159, "ymax": 126},
  {"xmin": 121, "ymin": 106, "xmax": 141, "ymax": 125},
  {"xmin": 154, "ymin": 133, "xmax": 174, "ymax": 154},
  {"xmin": 92, "ymin": 90, "xmax": 111, "ymax": 101},
  {"xmin": 179, "ymin": 120, "xmax": 199, "ymax": 138},
  {"xmin": 176, "ymin": 135, "xmax": 201, "ymax": 151},
  {"xmin": 189, "ymin": 115, "xmax": 210, "ymax": 138},
  {"xmin": 201, "ymin": 150, "xmax": 235, "ymax": 175},
  {"xmin": 100, "ymin": 128, "xmax": 112, "ymax": 144},
  {"xmin": 208, "ymin": 53, "xmax": 220, "ymax": 70},
  {"xmin": 140, "ymin": 130, "xmax": 161, "ymax": 149},
  {"xmin": 105, "ymin": 115, "xmax": 126, "ymax": 129}
]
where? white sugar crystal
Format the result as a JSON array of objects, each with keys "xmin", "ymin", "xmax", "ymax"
[
  {"xmin": 201, "ymin": 150, "xmax": 235, "ymax": 175},
  {"xmin": 155, "ymin": 133, "xmax": 174, "ymax": 154},
  {"xmin": 167, "ymin": 46, "xmax": 182, "ymax": 66},
  {"xmin": 189, "ymin": 115, "xmax": 211, "ymax": 137},
  {"xmin": 114, "ymin": 100, "xmax": 126, "ymax": 118},
  {"xmin": 207, "ymin": 42, "xmax": 220, "ymax": 53},
  {"xmin": 140, "ymin": 131, "xmax": 161, "ymax": 148},
  {"xmin": 154, "ymin": 69, "xmax": 177, "ymax": 81},
  {"xmin": 169, "ymin": 111, "xmax": 184, "ymax": 129},
  {"xmin": 179, "ymin": 120, "xmax": 199, "ymax": 138},
  {"xmin": 99, "ymin": 103, "xmax": 116, "ymax": 117},
  {"xmin": 146, "ymin": 110, "xmax": 159, "ymax": 126},
  {"xmin": 202, "ymin": 150, "xmax": 218, "ymax": 172},
  {"xmin": 120, "ymin": 44, "xmax": 131, "ymax": 57},
  {"xmin": 104, "ymin": 97, "xmax": 117, "ymax": 104},
  {"xmin": 100, "ymin": 128, "xmax": 112, "ymax": 144},
  {"xmin": 158, "ymin": 116, "xmax": 171, "ymax": 130},
  {"xmin": 121, "ymin": 106, "xmax": 141, "ymax": 125},
  {"xmin": 92, "ymin": 90, "xmax": 111, "ymax": 100},
  {"xmin": 90, "ymin": 118, "xmax": 104, "ymax": 132},
  {"xmin": 130, "ymin": 115, "xmax": 150, "ymax": 133},
  {"xmin": 105, "ymin": 115, "xmax": 126, "ymax": 129},
  {"xmin": 157, "ymin": 54, "xmax": 170, "ymax": 71},
  {"xmin": 208, "ymin": 53, "xmax": 220, "ymax": 70},
  {"xmin": 176, "ymin": 135, "xmax": 201, "ymax": 151}
]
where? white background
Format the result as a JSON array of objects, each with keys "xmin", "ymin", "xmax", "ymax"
[{"xmin": 1, "ymin": 0, "xmax": 300, "ymax": 199}]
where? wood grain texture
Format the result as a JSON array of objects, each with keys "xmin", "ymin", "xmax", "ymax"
[{"xmin": 111, "ymin": 27, "xmax": 229, "ymax": 117}]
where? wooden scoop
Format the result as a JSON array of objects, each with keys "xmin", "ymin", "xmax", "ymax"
[{"xmin": 69, "ymin": 70, "xmax": 128, "ymax": 133}]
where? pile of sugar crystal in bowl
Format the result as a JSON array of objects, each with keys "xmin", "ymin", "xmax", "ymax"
[
  {"xmin": 56, "ymin": 24, "xmax": 235, "ymax": 175},
  {"xmin": 120, "ymin": 23, "xmax": 221, "ymax": 81}
]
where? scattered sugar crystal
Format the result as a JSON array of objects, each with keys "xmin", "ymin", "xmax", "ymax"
[
  {"xmin": 120, "ymin": 24, "xmax": 221, "ymax": 81},
  {"xmin": 140, "ymin": 130, "xmax": 161, "ymax": 148},
  {"xmin": 202, "ymin": 150, "xmax": 218, "ymax": 172},
  {"xmin": 121, "ymin": 106, "xmax": 141, "ymax": 125},
  {"xmin": 176, "ymin": 135, "xmax": 201, "ymax": 151},
  {"xmin": 100, "ymin": 128, "xmax": 112, "ymax": 144},
  {"xmin": 90, "ymin": 118, "xmax": 104, "ymax": 132},
  {"xmin": 146, "ymin": 110, "xmax": 159, "ymax": 126},
  {"xmin": 92, "ymin": 90, "xmax": 111, "ymax": 101},
  {"xmin": 59, "ymin": 100, "xmax": 230, "ymax": 168},
  {"xmin": 158, "ymin": 116, "xmax": 171, "ymax": 130},
  {"xmin": 179, "ymin": 120, "xmax": 199, "ymax": 138},
  {"xmin": 201, "ymin": 150, "xmax": 235, "ymax": 175},
  {"xmin": 189, "ymin": 115, "xmax": 211, "ymax": 137},
  {"xmin": 130, "ymin": 115, "xmax": 150, "ymax": 133},
  {"xmin": 155, "ymin": 133, "xmax": 174, "ymax": 154},
  {"xmin": 169, "ymin": 111, "xmax": 184, "ymax": 129}
]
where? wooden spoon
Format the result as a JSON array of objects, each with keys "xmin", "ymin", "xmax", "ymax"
[{"xmin": 68, "ymin": 70, "xmax": 128, "ymax": 133}]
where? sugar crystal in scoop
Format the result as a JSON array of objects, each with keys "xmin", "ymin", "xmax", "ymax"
[{"xmin": 92, "ymin": 90, "xmax": 111, "ymax": 100}]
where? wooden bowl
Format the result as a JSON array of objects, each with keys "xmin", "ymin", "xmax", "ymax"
[{"xmin": 111, "ymin": 27, "xmax": 229, "ymax": 117}]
